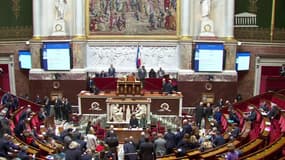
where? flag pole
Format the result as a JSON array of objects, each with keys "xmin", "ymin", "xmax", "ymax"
[{"xmin": 270, "ymin": 0, "xmax": 276, "ymax": 41}]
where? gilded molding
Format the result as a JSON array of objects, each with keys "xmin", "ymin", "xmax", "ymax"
[{"xmin": 0, "ymin": 26, "xmax": 32, "ymax": 40}]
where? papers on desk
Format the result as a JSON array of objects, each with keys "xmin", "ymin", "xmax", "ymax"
[
  {"xmin": 261, "ymin": 111, "xmax": 268, "ymax": 116},
  {"xmin": 265, "ymin": 127, "xmax": 271, "ymax": 132},
  {"xmin": 114, "ymin": 128, "xmax": 143, "ymax": 131}
]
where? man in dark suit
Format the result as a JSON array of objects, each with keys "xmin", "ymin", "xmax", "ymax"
[
  {"xmin": 138, "ymin": 65, "xmax": 147, "ymax": 82},
  {"xmin": 230, "ymin": 123, "xmax": 240, "ymax": 139},
  {"xmin": 123, "ymin": 138, "xmax": 137, "ymax": 160},
  {"xmin": 63, "ymin": 98, "xmax": 72, "ymax": 122},
  {"xmin": 267, "ymin": 105, "xmax": 280, "ymax": 120},
  {"xmin": 195, "ymin": 102, "xmax": 205, "ymax": 128},
  {"xmin": 129, "ymin": 114, "xmax": 139, "ymax": 128},
  {"xmin": 164, "ymin": 128, "xmax": 176, "ymax": 154},
  {"xmin": 90, "ymin": 84, "xmax": 100, "ymax": 95},
  {"xmin": 105, "ymin": 133, "xmax": 119, "ymax": 160},
  {"xmin": 108, "ymin": 64, "xmax": 116, "ymax": 78},
  {"xmin": 229, "ymin": 110, "xmax": 240, "ymax": 125},
  {"xmin": 213, "ymin": 131, "xmax": 225, "ymax": 147},
  {"xmin": 245, "ymin": 106, "xmax": 256, "ymax": 122},
  {"xmin": 162, "ymin": 79, "xmax": 173, "ymax": 94},
  {"xmin": 19, "ymin": 107, "xmax": 32, "ymax": 122},
  {"xmin": 139, "ymin": 136, "xmax": 155, "ymax": 160},
  {"xmin": 182, "ymin": 119, "xmax": 192, "ymax": 136},
  {"xmin": 54, "ymin": 96, "xmax": 63, "ymax": 120},
  {"xmin": 0, "ymin": 133, "xmax": 18, "ymax": 158}
]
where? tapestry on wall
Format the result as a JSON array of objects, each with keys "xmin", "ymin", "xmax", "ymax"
[
  {"xmin": 234, "ymin": 0, "xmax": 285, "ymax": 40},
  {"xmin": 0, "ymin": 0, "xmax": 33, "ymax": 40},
  {"xmin": 87, "ymin": 0, "xmax": 178, "ymax": 37}
]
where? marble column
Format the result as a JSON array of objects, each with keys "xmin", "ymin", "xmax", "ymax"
[
  {"xmin": 188, "ymin": 0, "xmax": 195, "ymax": 37},
  {"xmin": 74, "ymin": 0, "xmax": 85, "ymax": 37},
  {"xmin": 224, "ymin": 42, "xmax": 237, "ymax": 70},
  {"xmin": 71, "ymin": 41, "xmax": 86, "ymax": 68},
  {"xmin": 179, "ymin": 42, "xmax": 192, "ymax": 70},
  {"xmin": 32, "ymin": 0, "xmax": 41, "ymax": 38},
  {"xmin": 226, "ymin": 0, "xmax": 234, "ymax": 38},
  {"xmin": 30, "ymin": 42, "xmax": 42, "ymax": 69},
  {"xmin": 180, "ymin": 0, "xmax": 191, "ymax": 39}
]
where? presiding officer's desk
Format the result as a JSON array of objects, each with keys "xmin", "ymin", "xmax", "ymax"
[
  {"xmin": 78, "ymin": 91, "xmax": 183, "ymax": 117},
  {"xmin": 113, "ymin": 128, "xmax": 143, "ymax": 143}
]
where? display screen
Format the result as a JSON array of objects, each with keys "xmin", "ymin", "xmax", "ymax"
[
  {"xmin": 42, "ymin": 42, "xmax": 72, "ymax": 71},
  {"xmin": 18, "ymin": 50, "xmax": 32, "ymax": 69},
  {"xmin": 194, "ymin": 43, "xmax": 224, "ymax": 72},
  {"xmin": 236, "ymin": 52, "xmax": 250, "ymax": 71}
]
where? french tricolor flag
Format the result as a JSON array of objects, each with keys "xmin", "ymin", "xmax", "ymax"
[{"xmin": 136, "ymin": 45, "xmax": 141, "ymax": 68}]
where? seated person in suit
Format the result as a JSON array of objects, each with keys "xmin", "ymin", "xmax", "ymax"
[
  {"xmin": 90, "ymin": 84, "xmax": 100, "ymax": 95},
  {"xmin": 259, "ymin": 100, "xmax": 270, "ymax": 113},
  {"xmin": 267, "ymin": 105, "xmax": 280, "ymax": 120},
  {"xmin": 100, "ymin": 70, "xmax": 107, "ymax": 77},
  {"xmin": 245, "ymin": 106, "xmax": 256, "ymax": 122},
  {"xmin": 162, "ymin": 78, "xmax": 173, "ymax": 94},
  {"xmin": 129, "ymin": 114, "xmax": 139, "ymax": 128}
]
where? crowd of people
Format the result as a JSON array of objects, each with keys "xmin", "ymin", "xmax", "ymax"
[
  {"xmin": 93, "ymin": 65, "xmax": 166, "ymax": 80},
  {"xmin": 1, "ymin": 84, "xmax": 283, "ymax": 160}
]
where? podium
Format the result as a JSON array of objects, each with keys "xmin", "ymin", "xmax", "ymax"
[{"xmin": 116, "ymin": 81, "xmax": 142, "ymax": 95}]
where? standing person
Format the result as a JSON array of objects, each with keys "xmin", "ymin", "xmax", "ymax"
[
  {"xmin": 108, "ymin": 64, "xmax": 116, "ymax": 77},
  {"xmin": 164, "ymin": 128, "xmax": 176, "ymax": 154},
  {"xmin": 157, "ymin": 67, "xmax": 165, "ymax": 78},
  {"xmin": 34, "ymin": 94, "xmax": 42, "ymax": 105},
  {"xmin": 148, "ymin": 68, "xmax": 157, "ymax": 78},
  {"xmin": 139, "ymin": 113, "xmax": 147, "ymax": 128},
  {"xmin": 138, "ymin": 65, "xmax": 147, "ymax": 82},
  {"xmin": 87, "ymin": 76, "xmax": 94, "ymax": 92},
  {"xmin": 43, "ymin": 96, "xmax": 51, "ymax": 117},
  {"xmin": 154, "ymin": 133, "xmax": 167, "ymax": 157},
  {"xmin": 123, "ymin": 138, "xmax": 137, "ymax": 160},
  {"xmin": 63, "ymin": 98, "xmax": 72, "ymax": 122},
  {"xmin": 139, "ymin": 136, "xmax": 155, "ymax": 160},
  {"xmin": 86, "ymin": 128, "xmax": 97, "ymax": 151},
  {"xmin": 65, "ymin": 141, "xmax": 82, "ymax": 160},
  {"xmin": 54, "ymin": 96, "xmax": 63, "ymax": 121},
  {"xmin": 205, "ymin": 102, "xmax": 213, "ymax": 118},
  {"xmin": 105, "ymin": 132, "xmax": 119, "ymax": 160},
  {"xmin": 195, "ymin": 102, "xmax": 205, "ymax": 129},
  {"xmin": 85, "ymin": 121, "xmax": 92, "ymax": 135},
  {"xmin": 213, "ymin": 107, "xmax": 222, "ymax": 128}
]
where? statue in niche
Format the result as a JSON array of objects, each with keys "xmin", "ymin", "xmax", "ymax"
[
  {"xmin": 52, "ymin": 0, "xmax": 67, "ymax": 35},
  {"xmin": 55, "ymin": 0, "xmax": 67, "ymax": 20},
  {"xmin": 201, "ymin": 0, "xmax": 211, "ymax": 18},
  {"xmin": 199, "ymin": 0, "xmax": 215, "ymax": 37}
]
